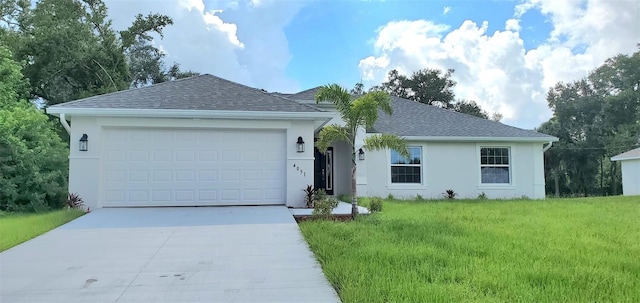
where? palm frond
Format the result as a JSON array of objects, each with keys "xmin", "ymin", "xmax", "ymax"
[
  {"xmin": 363, "ymin": 133, "xmax": 409, "ymax": 159},
  {"xmin": 316, "ymin": 124, "xmax": 350, "ymax": 153},
  {"xmin": 315, "ymin": 84, "xmax": 352, "ymax": 119}
]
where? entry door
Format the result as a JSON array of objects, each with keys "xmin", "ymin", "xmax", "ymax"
[{"xmin": 314, "ymin": 147, "xmax": 334, "ymax": 195}]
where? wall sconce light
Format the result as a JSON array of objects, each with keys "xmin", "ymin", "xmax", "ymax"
[
  {"xmin": 79, "ymin": 134, "xmax": 88, "ymax": 151},
  {"xmin": 296, "ymin": 136, "xmax": 305, "ymax": 153},
  {"xmin": 358, "ymin": 148, "xmax": 365, "ymax": 160}
]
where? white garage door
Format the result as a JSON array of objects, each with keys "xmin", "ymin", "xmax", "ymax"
[{"xmin": 102, "ymin": 128, "xmax": 286, "ymax": 206}]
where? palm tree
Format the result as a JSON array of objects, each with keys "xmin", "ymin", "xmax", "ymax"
[{"xmin": 315, "ymin": 84, "xmax": 409, "ymax": 217}]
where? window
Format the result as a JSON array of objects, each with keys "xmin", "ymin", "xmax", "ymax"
[
  {"xmin": 480, "ymin": 147, "xmax": 510, "ymax": 184},
  {"xmin": 391, "ymin": 147, "xmax": 422, "ymax": 183}
]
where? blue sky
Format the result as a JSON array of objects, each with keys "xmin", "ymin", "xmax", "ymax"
[
  {"xmin": 105, "ymin": 0, "xmax": 638, "ymax": 129},
  {"xmin": 284, "ymin": 0, "xmax": 550, "ymax": 89}
]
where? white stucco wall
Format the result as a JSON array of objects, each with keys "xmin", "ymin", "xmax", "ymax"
[
  {"xmin": 620, "ymin": 159, "xmax": 640, "ymax": 196},
  {"xmin": 66, "ymin": 116, "xmax": 316, "ymax": 209},
  {"xmin": 358, "ymin": 140, "xmax": 547, "ymax": 199}
]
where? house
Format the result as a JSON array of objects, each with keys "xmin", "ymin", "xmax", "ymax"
[
  {"xmin": 611, "ymin": 147, "xmax": 640, "ymax": 196},
  {"xmin": 289, "ymin": 87, "xmax": 558, "ymax": 200},
  {"xmin": 46, "ymin": 74, "xmax": 558, "ymax": 210}
]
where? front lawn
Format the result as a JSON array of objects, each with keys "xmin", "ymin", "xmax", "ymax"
[
  {"xmin": 299, "ymin": 197, "xmax": 640, "ymax": 302},
  {"xmin": 0, "ymin": 209, "xmax": 85, "ymax": 252}
]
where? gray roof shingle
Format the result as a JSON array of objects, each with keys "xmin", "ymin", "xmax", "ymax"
[
  {"xmin": 611, "ymin": 147, "xmax": 640, "ymax": 161},
  {"xmin": 286, "ymin": 85, "xmax": 555, "ymax": 139},
  {"xmin": 49, "ymin": 74, "xmax": 322, "ymax": 113},
  {"xmin": 287, "ymin": 87, "xmax": 322, "ymax": 101},
  {"xmin": 370, "ymin": 96, "xmax": 556, "ymax": 139}
]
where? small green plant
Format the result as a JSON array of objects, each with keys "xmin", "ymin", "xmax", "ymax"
[
  {"xmin": 477, "ymin": 192, "xmax": 488, "ymax": 200},
  {"xmin": 415, "ymin": 194, "xmax": 424, "ymax": 201},
  {"xmin": 312, "ymin": 189, "xmax": 339, "ymax": 219},
  {"xmin": 369, "ymin": 197, "xmax": 383, "ymax": 213},
  {"xmin": 386, "ymin": 193, "xmax": 395, "ymax": 200},
  {"xmin": 443, "ymin": 189, "xmax": 457, "ymax": 199},
  {"xmin": 336, "ymin": 194, "xmax": 352, "ymax": 202},
  {"xmin": 303, "ymin": 185, "xmax": 317, "ymax": 208},
  {"xmin": 66, "ymin": 193, "xmax": 84, "ymax": 209}
]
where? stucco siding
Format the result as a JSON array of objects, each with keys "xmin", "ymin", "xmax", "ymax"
[
  {"xmin": 359, "ymin": 140, "xmax": 547, "ymax": 199},
  {"xmin": 620, "ymin": 159, "xmax": 640, "ymax": 196},
  {"xmin": 332, "ymin": 140, "xmax": 352, "ymax": 197},
  {"xmin": 67, "ymin": 116, "xmax": 315, "ymax": 209}
]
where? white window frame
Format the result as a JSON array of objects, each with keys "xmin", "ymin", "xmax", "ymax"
[
  {"xmin": 389, "ymin": 146, "xmax": 423, "ymax": 184},
  {"xmin": 479, "ymin": 146, "xmax": 512, "ymax": 185}
]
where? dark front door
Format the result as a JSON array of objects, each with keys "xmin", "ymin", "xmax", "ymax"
[{"xmin": 314, "ymin": 147, "xmax": 334, "ymax": 195}]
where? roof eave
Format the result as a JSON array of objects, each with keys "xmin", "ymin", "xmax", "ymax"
[
  {"xmin": 392, "ymin": 135, "xmax": 560, "ymax": 143},
  {"xmin": 611, "ymin": 155, "xmax": 640, "ymax": 161},
  {"xmin": 45, "ymin": 107, "xmax": 336, "ymax": 121}
]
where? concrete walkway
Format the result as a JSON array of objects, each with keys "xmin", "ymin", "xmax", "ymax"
[{"xmin": 0, "ymin": 206, "xmax": 340, "ymax": 303}]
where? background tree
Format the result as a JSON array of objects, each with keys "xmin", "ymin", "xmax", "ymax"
[
  {"xmin": 373, "ymin": 68, "xmax": 456, "ymax": 108},
  {"xmin": 0, "ymin": 48, "xmax": 68, "ymax": 211},
  {"xmin": 2, "ymin": 0, "xmax": 197, "ymax": 106},
  {"xmin": 315, "ymin": 84, "xmax": 409, "ymax": 216},
  {"xmin": 372, "ymin": 68, "xmax": 498, "ymax": 119},
  {"xmin": 538, "ymin": 51, "xmax": 640, "ymax": 196},
  {"xmin": 0, "ymin": 45, "xmax": 29, "ymax": 108},
  {"xmin": 453, "ymin": 99, "xmax": 489, "ymax": 119}
]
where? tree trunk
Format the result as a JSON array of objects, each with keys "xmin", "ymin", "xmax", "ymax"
[
  {"xmin": 600, "ymin": 155, "xmax": 604, "ymax": 195},
  {"xmin": 554, "ymin": 169, "xmax": 560, "ymax": 198},
  {"xmin": 351, "ymin": 149, "xmax": 358, "ymax": 217}
]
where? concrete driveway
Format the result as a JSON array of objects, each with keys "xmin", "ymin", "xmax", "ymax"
[{"xmin": 0, "ymin": 206, "xmax": 340, "ymax": 303}]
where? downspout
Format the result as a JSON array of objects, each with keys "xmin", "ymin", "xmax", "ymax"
[
  {"xmin": 59, "ymin": 113, "xmax": 71, "ymax": 135},
  {"xmin": 542, "ymin": 141, "xmax": 553, "ymax": 152}
]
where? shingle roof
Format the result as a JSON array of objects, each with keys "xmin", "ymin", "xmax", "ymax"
[
  {"xmin": 369, "ymin": 96, "xmax": 557, "ymax": 139},
  {"xmin": 287, "ymin": 87, "xmax": 322, "ymax": 101},
  {"xmin": 611, "ymin": 147, "xmax": 640, "ymax": 161},
  {"xmin": 49, "ymin": 74, "xmax": 322, "ymax": 113}
]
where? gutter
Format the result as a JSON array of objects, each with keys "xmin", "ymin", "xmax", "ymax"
[
  {"xmin": 59, "ymin": 113, "xmax": 71, "ymax": 135},
  {"xmin": 45, "ymin": 107, "xmax": 336, "ymax": 120},
  {"xmin": 542, "ymin": 141, "xmax": 553, "ymax": 152},
  {"xmin": 399, "ymin": 135, "xmax": 560, "ymax": 143}
]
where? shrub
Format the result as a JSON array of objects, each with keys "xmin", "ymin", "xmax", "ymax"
[
  {"xmin": 443, "ymin": 189, "xmax": 457, "ymax": 199},
  {"xmin": 303, "ymin": 185, "xmax": 317, "ymax": 208},
  {"xmin": 0, "ymin": 105, "xmax": 69, "ymax": 212},
  {"xmin": 415, "ymin": 194, "xmax": 424, "ymax": 201},
  {"xmin": 477, "ymin": 192, "xmax": 488, "ymax": 200},
  {"xmin": 66, "ymin": 193, "xmax": 84, "ymax": 209},
  {"xmin": 312, "ymin": 189, "xmax": 339, "ymax": 219},
  {"xmin": 369, "ymin": 197, "xmax": 383, "ymax": 213},
  {"xmin": 386, "ymin": 193, "xmax": 395, "ymax": 200}
]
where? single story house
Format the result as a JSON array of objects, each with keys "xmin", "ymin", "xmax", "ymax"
[
  {"xmin": 47, "ymin": 74, "xmax": 558, "ymax": 210},
  {"xmin": 611, "ymin": 147, "xmax": 640, "ymax": 196}
]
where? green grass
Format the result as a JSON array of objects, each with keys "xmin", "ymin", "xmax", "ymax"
[
  {"xmin": 0, "ymin": 209, "xmax": 85, "ymax": 252},
  {"xmin": 299, "ymin": 196, "xmax": 640, "ymax": 303}
]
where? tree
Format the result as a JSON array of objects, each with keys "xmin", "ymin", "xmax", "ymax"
[
  {"xmin": 538, "ymin": 51, "xmax": 640, "ymax": 196},
  {"xmin": 0, "ymin": 52, "xmax": 68, "ymax": 211},
  {"xmin": 124, "ymin": 14, "xmax": 198, "ymax": 87},
  {"xmin": 2, "ymin": 0, "xmax": 193, "ymax": 105},
  {"xmin": 372, "ymin": 68, "xmax": 498, "ymax": 119},
  {"xmin": 453, "ymin": 100, "xmax": 489, "ymax": 119},
  {"xmin": 315, "ymin": 84, "xmax": 409, "ymax": 216},
  {"xmin": 0, "ymin": 45, "xmax": 29, "ymax": 109},
  {"xmin": 373, "ymin": 68, "xmax": 456, "ymax": 108}
]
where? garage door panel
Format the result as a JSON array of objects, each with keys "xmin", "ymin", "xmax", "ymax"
[{"xmin": 102, "ymin": 128, "xmax": 285, "ymax": 206}]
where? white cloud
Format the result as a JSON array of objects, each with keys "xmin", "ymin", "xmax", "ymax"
[
  {"xmin": 505, "ymin": 18, "xmax": 520, "ymax": 31},
  {"xmin": 103, "ymin": 0, "xmax": 301, "ymax": 92},
  {"xmin": 358, "ymin": 0, "xmax": 640, "ymax": 129},
  {"xmin": 443, "ymin": 6, "xmax": 451, "ymax": 15}
]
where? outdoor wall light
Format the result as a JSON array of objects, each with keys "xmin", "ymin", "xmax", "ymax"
[
  {"xmin": 296, "ymin": 136, "xmax": 305, "ymax": 153},
  {"xmin": 79, "ymin": 134, "xmax": 88, "ymax": 151},
  {"xmin": 358, "ymin": 148, "xmax": 365, "ymax": 161}
]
